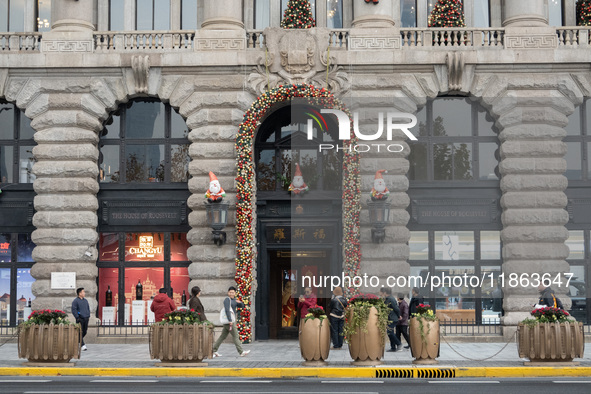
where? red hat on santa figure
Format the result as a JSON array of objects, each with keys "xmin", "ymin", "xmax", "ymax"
[
  {"xmin": 289, "ymin": 163, "xmax": 309, "ymax": 196},
  {"xmin": 205, "ymin": 171, "xmax": 226, "ymax": 203},
  {"xmin": 371, "ymin": 169, "xmax": 389, "ymax": 201}
]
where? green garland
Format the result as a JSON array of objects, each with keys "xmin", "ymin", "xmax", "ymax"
[{"xmin": 235, "ymin": 84, "xmax": 361, "ymax": 342}]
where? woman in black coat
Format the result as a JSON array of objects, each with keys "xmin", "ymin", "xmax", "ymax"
[{"xmin": 188, "ymin": 286, "xmax": 207, "ymax": 321}]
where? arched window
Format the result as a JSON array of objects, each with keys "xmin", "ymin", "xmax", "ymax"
[
  {"xmin": 255, "ymin": 105, "xmax": 341, "ymax": 193},
  {"xmin": 99, "ymin": 99, "xmax": 190, "ymax": 184},
  {"xmin": 408, "ymin": 97, "xmax": 499, "ymax": 182},
  {"xmin": 0, "ymin": 102, "xmax": 36, "ymax": 184}
]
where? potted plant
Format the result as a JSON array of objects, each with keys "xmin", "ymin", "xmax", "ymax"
[
  {"xmin": 149, "ymin": 309, "xmax": 214, "ymax": 365},
  {"xmin": 409, "ymin": 303, "xmax": 439, "ymax": 364},
  {"xmin": 299, "ymin": 305, "xmax": 330, "ymax": 365},
  {"xmin": 343, "ymin": 293, "xmax": 389, "ymax": 365},
  {"xmin": 518, "ymin": 307, "xmax": 584, "ymax": 364},
  {"xmin": 18, "ymin": 309, "xmax": 81, "ymax": 364}
]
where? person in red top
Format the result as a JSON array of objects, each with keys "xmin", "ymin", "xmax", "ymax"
[
  {"xmin": 150, "ymin": 288, "xmax": 176, "ymax": 322},
  {"xmin": 298, "ymin": 287, "xmax": 317, "ymax": 328}
]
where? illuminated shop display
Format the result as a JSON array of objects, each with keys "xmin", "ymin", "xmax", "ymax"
[{"xmin": 97, "ymin": 232, "xmax": 190, "ymax": 325}]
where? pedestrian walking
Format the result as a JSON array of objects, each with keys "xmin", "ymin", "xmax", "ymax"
[
  {"xmin": 537, "ymin": 284, "xmax": 564, "ymax": 309},
  {"xmin": 213, "ymin": 286, "xmax": 250, "ymax": 357},
  {"xmin": 328, "ymin": 286, "xmax": 348, "ymax": 349},
  {"xmin": 188, "ymin": 286, "xmax": 207, "ymax": 322},
  {"xmin": 72, "ymin": 287, "xmax": 90, "ymax": 351},
  {"xmin": 380, "ymin": 287, "xmax": 401, "ymax": 352},
  {"xmin": 150, "ymin": 288, "xmax": 176, "ymax": 322},
  {"xmin": 408, "ymin": 287, "xmax": 424, "ymax": 315},
  {"xmin": 396, "ymin": 293, "xmax": 410, "ymax": 349}
]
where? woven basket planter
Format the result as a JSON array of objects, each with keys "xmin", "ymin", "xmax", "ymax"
[
  {"xmin": 149, "ymin": 323, "xmax": 214, "ymax": 362},
  {"xmin": 18, "ymin": 323, "xmax": 81, "ymax": 363}
]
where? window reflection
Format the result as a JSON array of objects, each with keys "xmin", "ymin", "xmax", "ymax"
[
  {"xmin": 0, "ymin": 103, "xmax": 36, "ymax": 184},
  {"xmin": 37, "ymin": 0, "xmax": 51, "ymax": 32},
  {"xmin": 435, "ymin": 231, "xmax": 474, "ymax": 260},
  {"xmin": 7, "ymin": 0, "xmax": 25, "ymax": 32},
  {"xmin": 566, "ymin": 230, "xmax": 584, "ymax": 260},
  {"xmin": 125, "ymin": 145, "xmax": 165, "ymax": 182},
  {"xmin": 136, "ymin": 0, "xmax": 170, "ymax": 30},
  {"xmin": 327, "ymin": 0, "xmax": 342, "ymax": 29},
  {"xmin": 409, "ymin": 231, "xmax": 429, "ymax": 260},
  {"xmin": 478, "ymin": 143, "xmax": 498, "ymax": 180},
  {"xmin": 473, "ymin": 0, "xmax": 490, "ymax": 28},
  {"xmin": 548, "ymin": 0, "xmax": 563, "ymax": 27},
  {"xmin": 181, "ymin": 0, "xmax": 198, "ymax": 30},
  {"xmin": 255, "ymin": 0, "xmax": 270, "ymax": 29},
  {"xmin": 433, "ymin": 143, "xmax": 473, "ymax": 181},
  {"xmin": 109, "ymin": 0, "xmax": 125, "ymax": 31},
  {"xmin": 282, "ymin": 0, "xmax": 315, "ymax": 19},
  {"xmin": 565, "ymin": 142, "xmax": 582, "ymax": 180},
  {"xmin": 480, "ymin": 231, "xmax": 500, "ymax": 260},
  {"xmin": 434, "ymin": 266, "xmax": 476, "ymax": 317},
  {"xmin": 401, "ymin": 0, "xmax": 417, "ymax": 28}
]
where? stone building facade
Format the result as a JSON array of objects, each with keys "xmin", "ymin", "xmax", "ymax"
[{"xmin": 1, "ymin": 0, "xmax": 590, "ymax": 340}]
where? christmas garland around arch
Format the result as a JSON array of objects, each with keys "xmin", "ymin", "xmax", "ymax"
[{"xmin": 234, "ymin": 84, "xmax": 361, "ymax": 342}]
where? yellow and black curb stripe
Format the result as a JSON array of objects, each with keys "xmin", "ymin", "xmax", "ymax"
[{"xmin": 0, "ymin": 366, "xmax": 590, "ymax": 378}]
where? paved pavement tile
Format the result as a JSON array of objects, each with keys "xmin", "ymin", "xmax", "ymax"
[{"xmin": 0, "ymin": 340, "xmax": 589, "ymax": 368}]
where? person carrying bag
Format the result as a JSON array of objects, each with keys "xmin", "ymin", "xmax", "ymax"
[{"xmin": 213, "ymin": 286, "xmax": 250, "ymax": 357}]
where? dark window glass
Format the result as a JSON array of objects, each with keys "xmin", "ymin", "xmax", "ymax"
[
  {"xmin": 432, "ymin": 98, "xmax": 472, "ymax": 137},
  {"xmin": 479, "ymin": 142, "xmax": 498, "ymax": 180},
  {"xmin": 99, "ymin": 99, "xmax": 189, "ymax": 184},
  {"xmin": 0, "ymin": 103, "xmax": 15, "ymax": 139},
  {"xmin": 0, "ymin": 103, "xmax": 36, "ymax": 184},
  {"xmin": 109, "ymin": 0, "xmax": 125, "ymax": 31},
  {"xmin": 401, "ymin": 0, "xmax": 417, "ymax": 27},
  {"xmin": 566, "ymin": 106, "xmax": 582, "ymax": 136},
  {"xmin": 181, "ymin": 0, "xmax": 197, "ymax": 30},
  {"xmin": 0, "ymin": 268, "xmax": 10, "ymax": 323},
  {"xmin": 99, "ymin": 233, "xmax": 119, "ymax": 262},
  {"xmin": 0, "ymin": 146, "xmax": 14, "ymax": 184}
]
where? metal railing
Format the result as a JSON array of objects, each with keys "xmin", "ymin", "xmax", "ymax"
[
  {"xmin": 94, "ymin": 31, "xmax": 195, "ymax": 52},
  {"xmin": 440, "ymin": 319, "xmax": 502, "ymax": 336},
  {"xmin": 0, "ymin": 324, "xmax": 18, "ymax": 337},
  {"xmin": 0, "ymin": 33, "xmax": 42, "ymax": 51},
  {"xmin": 96, "ymin": 321, "xmax": 151, "ymax": 337}
]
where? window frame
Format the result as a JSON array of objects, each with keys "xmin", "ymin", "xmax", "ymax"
[
  {"xmin": 0, "ymin": 102, "xmax": 36, "ymax": 186},
  {"xmin": 98, "ymin": 98, "xmax": 190, "ymax": 185},
  {"xmin": 564, "ymin": 99, "xmax": 591, "ymax": 183}
]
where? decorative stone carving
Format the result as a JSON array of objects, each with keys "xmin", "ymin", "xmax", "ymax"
[
  {"xmin": 195, "ymin": 38, "xmax": 245, "ymax": 50},
  {"xmin": 446, "ymin": 52, "xmax": 465, "ymax": 92},
  {"xmin": 349, "ymin": 36, "xmax": 401, "ymax": 50},
  {"xmin": 0, "ymin": 68, "xmax": 7, "ymax": 98},
  {"xmin": 131, "ymin": 55, "xmax": 150, "ymax": 94},
  {"xmin": 504, "ymin": 34, "xmax": 558, "ymax": 49},
  {"xmin": 41, "ymin": 40, "xmax": 93, "ymax": 52},
  {"xmin": 247, "ymin": 27, "xmax": 350, "ymax": 95}
]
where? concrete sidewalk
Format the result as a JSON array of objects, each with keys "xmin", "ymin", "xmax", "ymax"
[{"xmin": 0, "ymin": 340, "xmax": 589, "ymax": 369}]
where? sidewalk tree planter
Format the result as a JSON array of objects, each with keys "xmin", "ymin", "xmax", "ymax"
[
  {"xmin": 18, "ymin": 309, "xmax": 81, "ymax": 364},
  {"xmin": 344, "ymin": 294, "xmax": 389, "ymax": 365},
  {"xmin": 149, "ymin": 309, "xmax": 214, "ymax": 365},
  {"xmin": 518, "ymin": 307, "xmax": 584, "ymax": 364},
  {"xmin": 299, "ymin": 305, "xmax": 330, "ymax": 365},
  {"xmin": 409, "ymin": 304, "xmax": 440, "ymax": 365}
]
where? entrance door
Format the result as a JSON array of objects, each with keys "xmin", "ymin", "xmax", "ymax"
[{"xmin": 268, "ymin": 250, "xmax": 330, "ymax": 339}]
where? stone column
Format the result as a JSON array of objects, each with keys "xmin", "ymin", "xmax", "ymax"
[
  {"xmin": 51, "ymin": 0, "xmax": 97, "ymax": 31},
  {"xmin": 43, "ymin": 0, "xmax": 97, "ymax": 52},
  {"xmin": 502, "ymin": 0, "xmax": 546, "ymax": 26},
  {"xmin": 352, "ymin": 0, "xmax": 395, "ymax": 28},
  {"xmin": 28, "ymin": 94, "xmax": 101, "ymax": 315},
  {"xmin": 201, "ymin": 1, "xmax": 244, "ymax": 29},
  {"xmin": 501, "ymin": 0, "xmax": 557, "ymax": 49},
  {"xmin": 491, "ymin": 89, "xmax": 574, "ymax": 338}
]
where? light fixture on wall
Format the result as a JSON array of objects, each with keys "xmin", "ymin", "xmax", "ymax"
[
  {"xmin": 205, "ymin": 202, "xmax": 228, "ymax": 246},
  {"xmin": 368, "ymin": 200, "xmax": 390, "ymax": 244}
]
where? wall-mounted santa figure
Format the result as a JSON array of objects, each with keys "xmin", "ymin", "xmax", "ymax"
[
  {"xmin": 205, "ymin": 171, "xmax": 226, "ymax": 202},
  {"xmin": 289, "ymin": 163, "xmax": 309, "ymax": 196},
  {"xmin": 370, "ymin": 169, "xmax": 389, "ymax": 201}
]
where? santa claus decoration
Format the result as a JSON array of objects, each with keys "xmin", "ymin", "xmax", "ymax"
[
  {"xmin": 205, "ymin": 171, "xmax": 226, "ymax": 202},
  {"xmin": 370, "ymin": 169, "xmax": 390, "ymax": 201},
  {"xmin": 288, "ymin": 163, "xmax": 309, "ymax": 196}
]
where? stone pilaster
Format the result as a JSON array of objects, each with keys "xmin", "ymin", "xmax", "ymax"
[
  {"xmin": 501, "ymin": 0, "xmax": 557, "ymax": 49},
  {"xmin": 27, "ymin": 93, "xmax": 102, "ymax": 314},
  {"xmin": 502, "ymin": 0, "xmax": 547, "ymax": 27},
  {"xmin": 42, "ymin": 0, "xmax": 97, "ymax": 53},
  {"xmin": 489, "ymin": 88, "xmax": 575, "ymax": 338},
  {"xmin": 162, "ymin": 75, "xmax": 252, "ymax": 323}
]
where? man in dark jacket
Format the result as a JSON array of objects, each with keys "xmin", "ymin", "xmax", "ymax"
[
  {"xmin": 380, "ymin": 287, "xmax": 401, "ymax": 351},
  {"xmin": 537, "ymin": 285, "xmax": 564, "ymax": 309},
  {"xmin": 328, "ymin": 286, "xmax": 348, "ymax": 349},
  {"xmin": 72, "ymin": 287, "xmax": 90, "ymax": 351},
  {"xmin": 150, "ymin": 288, "xmax": 176, "ymax": 322},
  {"xmin": 409, "ymin": 287, "xmax": 424, "ymax": 315},
  {"xmin": 396, "ymin": 293, "xmax": 410, "ymax": 349}
]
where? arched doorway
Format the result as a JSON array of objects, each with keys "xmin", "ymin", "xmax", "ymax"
[
  {"xmin": 234, "ymin": 85, "xmax": 361, "ymax": 342},
  {"xmin": 254, "ymin": 103, "xmax": 343, "ymax": 339}
]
